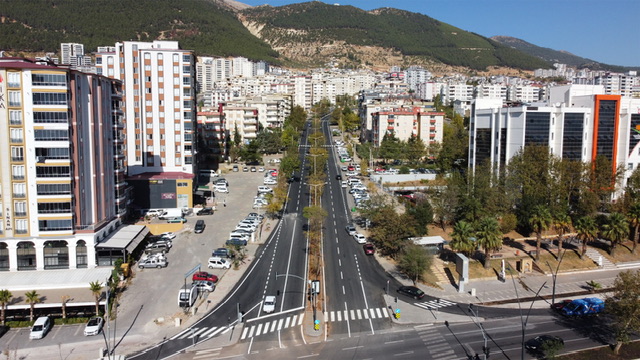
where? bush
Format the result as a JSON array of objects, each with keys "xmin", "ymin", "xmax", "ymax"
[
  {"xmin": 399, "ymin": 166, "xmax": 410, "ymax": 174},
  {"xmin": 499, "ymin": 213, "xmax": 518, "ymax": 234}
]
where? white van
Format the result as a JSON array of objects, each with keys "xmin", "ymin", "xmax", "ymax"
[
  {"xmin": 29, "ymin": 316, "xmax": 52, "ymax": 340},
  {"xmin": 214, "ymin": 184, "xmax": 229, "ymax": 193}
]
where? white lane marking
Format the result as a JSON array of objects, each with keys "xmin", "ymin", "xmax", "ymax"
[
  {"xmin": 291, "ymin": 314, "xmax": 298, "ymax": 326},
  {"xmin": 256, "ymin": 323, "xmax": 263, "ymax": 336},
  {"xmin": 298, "ymin": 314, "xmax": 304, "ymax": 325},
  {"xmin": 200, "ymin": 327, "xmax": 220, "ymax": 338},
  {"xmin": 350, "ymin": 310, "xmax": 355, "ymax": 320},
  {"xmin": 363, "ymin": 310, "xmax": 369, "ymax": 319},
  {"xmin": 270, "ymin": 320, "xmax": 277, "ymax": 333},
  {"xmin": 330, "ymin": 311, "xmax": 335, "ymax": 322},
  {"xmin": 285, "ymin": 317, "xmax": 291, "ymax": 328},
  {"xmin": 248, "ymin": 325, "xmax": 255, "ymax": 338},
  {"xmin": 356, "ymin": 309, "xmax": 362, "ymax": 319},
  {"xmin": 241, "ymin": 327, "xmax": 249, "ymax": 340},
  {"xmin": 369, "ymin": 308, "xmax": 376, "ymax": 318},
  {"xmin": 342, "ymin": 285, "xmax": 345, "ymax": 295},
  {"xmin": 277, "ymin": 318, "xmax": 284, "ymax": 331},
  {"xmin": 337, "ymin": 311, "xmax": 342, "ymax": 321},
  {"xmin": 376, "ymin": 308, "xmax": 383, "ymax": 318},
  {"xmin": 281, "ymin": 219, "xmax": 298, "ymax": 312}
]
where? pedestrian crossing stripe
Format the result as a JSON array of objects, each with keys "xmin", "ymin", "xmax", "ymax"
[
  {"xmin": 323, "ymin": 307, "xmax": 390, "ymax": 323},
  {"xmin": 413, "ymin": 299, "xmax": 456, "ymax": 311},
  {"xmin": 240, "ymin": 313, "xmax": 305, "ymax": 340},
  {"xmin": 173, "ymin": 325, "xmax": 231, "ymax": 340}
]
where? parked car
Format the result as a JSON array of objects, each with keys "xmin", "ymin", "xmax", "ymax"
[
  {"xmin": 145, "ymin": 209, "xmax": 163, "ymax": 217},
  {"xmin": 258, "ymin": 167, "xmax": 265, "ymax": 172},
  {"xmin": 250, "ymin": 166, "xmax": 257, "ymax": 172},
  {"xmin": 353, "ymin": 233, "xmax": 367, "ymax": 244},
  {"xmin": 264, "ymin": 178, "xmax": 277, "ymax": 185},
  {"xmin": 226, "ymin": 238, "xmax": 248, "ymax": 247},
  {"xmin": 194, "ymin": 280, "xmax": 216, "ymax": 292},
  {"xmin": 29, "ymin": 316, "xmax": 52, "ymax": 340},
  {"xmin": 243, "ymin": 166, "xmax": 249, "ymax": 172},
  {"xmin": 397, "ymin": 286, "xmax": 425, "ymax": 300},
  {"xmin": 194, "ymin": 220, "xmax": 206, "ymax": 233},
  {"xmin": 341, "ymin": 181, "xmax": 348, "ymax": 188},
  {"xmin": 208, "ymin": 257, "xmax": 231, "ymax": 269},
  {"xmin": 192, "ymin": 271, "xmax": 218, "ymax": 283},
  {"xmin": 363, "ymin": 243, "xmax": 375, "ymax": 255},
  {"xmin": 212, "ymin": 248, "xmax": 234, "ymax": 259},
  {"xmin": 257, "ymin": 186, "xmax": 274, "ymax": 194},
  {"xmin": 232, "ymin": 165, "xmax": 239, "ymax": 172},
  {"xmin": 83, "ymin": 316, "xmax": 104, "ymax": 336},
  {"xmin": 235, "ymin": 223, "xmax": 256, "ymax": 232},
  {"xmin": 138, "ymin": 257, "xmax": 168, "ymax": 269},
  {"xmin": 197, "ymin": 207, "xmax": 214, "ymax": 216},
  {"xmin": 144, "ymin": 242, "xmax": 169, "ymax": 254},
  {"xmin": 525, "ymin": 335, "xmax": 564, "ymax": 352},
  {"xmin": 216, "ymin": 178, "xmax": 229, "ymax": 187},
  {"xmin": 166, "ymin": 217, "xmax": 186, "ymax": 223},
  {"xmin": 263, "ymin": 295, "xmax": 276, "ymax": 313},
  {"xmin": 160, "ymin": 232, "xmax": 176, "ymax": 240},
  {"xmin": 345, "ymin": 224, "xmax": 356, "ymax": 236}
]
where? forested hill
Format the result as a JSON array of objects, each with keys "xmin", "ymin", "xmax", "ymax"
[
  {"xmin": 240, "ymin": 2, "xmax": 551, "ymax": 71},
  {"xmin": 0, "ymin": 0, "xmax": 280, "ymax": 63}
]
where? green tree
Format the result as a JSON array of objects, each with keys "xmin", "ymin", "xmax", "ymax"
[
  {"xmin": 0, "ymin": 289, "xmax": 12, "ymax": 325},
  {"xmin": 25, "ymin": 290, "xmax": 40, "ymax": 322},
  {"xmin": 397, "ymin": 244, "xmax": 432, "ymax": 285},
  {"xmin": 606, "ymin": 270, "xmax": 640, "ymax": 355},
  {"xmin": 369, "ymin": 207, "xmax": 416, "ymax": 258},
  {"xmin": 552, "ymin": 213, "xmax": 572, "ymax": 258},
  {"xmin": 233, "ymin": 124, "xmax": 242, "ymax": 147},
  {"xmin": 574, "ymin": 216, "xmax": 597, "ymax": 259},
  {"xmin": 475, "ymin": 217, "xmax": 502, "ymax": 268},
  {"xmin": 437, "ymin": 112, "xmax": 468, "ymax": 171},
  {"xmin": 627, "ymin": 202, "xmax": 640, "ymax": 254},
  {"xmin": 602, "ymin": 212, "xmax": 629, "ymax": 256},
  {"xmin": 406, "ymin": 199, "xmax": 433, "ymax": 236},
  {"xmin": 450, "ymin": 221, "xmax": 475, "ymax": 257},
  {"xmin": 529, "ymin": 205, "xmax": 552, "ymax": 261},
  {"xmin": 405, "ymin": 135, "xmax": 426, "ymax": 164},
  {"xmin": 89, "ymin": 281, "xmax": 103, "ymax": 316},
  {"xmin": 378, "ymin": 133, "xmax": 402, "ymax": 163}
]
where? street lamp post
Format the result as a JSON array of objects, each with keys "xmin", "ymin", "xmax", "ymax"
[
  {"xmin": 546, "ymin": 248, "xmax": 567, "ymax": 306},
  {"xmin": 468, "ymin": 304, "xmax": 488, "ymax": 360}
]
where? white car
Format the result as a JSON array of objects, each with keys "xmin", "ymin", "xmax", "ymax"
[
  {"xmin": 341, "ymin": 166, "xmax": 348, "ymax": 172},
  {"xmin": 160, "ymin": 232, "xmax": 176, "ymax": 240},
  {"xmin": 258, "ymin": 167, "xmax": 265, "ymax": 172},
  {"xmin": 263, "ymin": 295, "xmax": 276, "ymax": 313},
  {"xmin": 84, "ymin": 316, "xmax": 104, "ymax": 336},
  {"xmin": 264, "ymin": 178, "xmax": 277, "ymax": 185},
  {"xmin": 353, "ymin": 233, "xmax": 367, "ymax": 244},
  {"xmin": 341, "ymin": 181, "xmax": 348, "ymax": 188},
  {"xmin": 257, "ymin": 186, "xmax": 273, "ymax": 194},
  {"xmin": 236, "ymin": 223, "xmax": 256, "ymax": 232},
  {"xmin": 208, "ymin": 257, "xmax": 231, "ymax": 269},
  {"xmin": 214, "ymin": 185, "xmax": 229, "ymax": 193},
  {"xmin": 194, "ymin": 280, "xmax": 215, "ymax": 292}
]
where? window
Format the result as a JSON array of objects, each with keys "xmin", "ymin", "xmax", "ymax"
[
  {"xmin": 176, "ymin": 145, "xmax": 181, "ymax": 152},
  {"xmin": 10, "ymin": 128, "xmax": 23, "ymax": 143},
  {"xmin": 14, "ymin": 201, "xmax": 27, "ymax": 217},
  {"xmin": 182, "ymin": 77, "xmax": 191, "ymax": 86},
  {"xmin": 158, "ymin": 77, "xmax": 164, "ymax": 83},
  {"xmin": 13, "ymin": 183, "xmax": 26, "ymax": 198},
  {"xmin": 11, "ymin": 147, "xmax": 24, "ymax": 161},
  {"xmin": 160, "ymin": 145, "xmax": 166, "ymax": 152},
  {"xmin": 175, "ymin": 157, "xmax": 181, "ymax": 165},
  {"xmin": 37, "ymin": 183, "xmax": 71, "ymax": 195},
  {"xmin": 146, "ymin": 134, "xmax": 153, "ymax": 140},
  {"xmin": 12, "ymin": 165, "xmax": 25, "ymax": 180},
  {"xmin": 145, "ymin": 88, "xmax": 152, "ymax": 94},
  {"xmin": 144, "ymin": 53, "xmax": 151, "ymax": 59},
  {"xmin": 36, "ymin": 166, "xmax": 71, "ymax": 178},
  {"xmin": 184, "ymin": 133, "xmax": 193, "ymax": 142},
  {"xmin": 182, "ymin": 65, "xmax": 191, "ymax": 74},
  {"xmin": 133, "ymin": 56, "xmax": 138, "ymax": 63},
  {"xmin": 9, "ymin": 110, "xmax": 22, "ymax": 125},
  {"xmin": 173, "ymin": 77, "xmax": 180, "ymax": 85},
  {"xmin": 33, "ymin": 111, "xmax": 68, "ymax": 123},
  {"xmin": 107, "ymin": 57, "xmax": 114, "ymax": 65},
  {"xmin": 145, "ymin": 100, "xmax": 152, "ymax": 106},
  {"xmin": 108, "ymin": 68, "xmax": 114, "ymax": 77},
  {"xmin": 173, "ymin": 66, "xmax": 180, "ymax": 74},
  {"xmin": 9, "ymin": 91, "xmax": 21, "ymax": 106},
  {"xmin": 185, "ymin": 156, "xmax": 193, "ymax": 164},
  {"xmin": 135, "ymin": 134, "xmax": 141, "ymax": 140},
  {"xmin": 34, "ymin": 129, "xmax": 69, "ymax": 141},
  {"xmin": 183, "ymin": 54, "xmax": 191, "ymax": 63},
  {"xmin": 31, "ymin": 73, "xmax": 66, "ymax": 86},
  {"xmin": 146, "ymin": 122, "xmax": 152, "ymax": 129},
  {"xmin": 38, "ymin": 202, "xmax": 72, "ymax": 214},
  {"xmin": 173, "ymin": 54, "xmax": 179, "ymax": 62},
  {"xmin": 174, "ymin": 100, "xmax": 181, "ymax": 108},
  {"xmin": 39, "ymin": 219, "xmax": 72, "ymax": 231},
  {"xmin": 174, "ymin": 112, "xmax": 180, "ymax": 119},
  {"xmin": 173, "ymin": 88, "xmax": 180, "ymax": 96},
  {"xmin": 15, "ymin": 220, "xmax": 28, "ymax": 234},
  {"xmin": 158, "ymin": 65, "xmax": 163, "ymax": 72},
  {"xmin": 36, "ymin": 147, "xmax": 70, "ymax": 160},
  {"xmin": 184, "ymin": 144, "xmax": 192, "ymax": 152},
  {"xmin": 175, "ymin": 134, "xmax": 181, "ymax": 142},
  {"xmin": 96, "ymin": 57, "xmax": 102, "ymax": 65},
  {"xmin": 158, "ymin": 54, "xmax": 163, "ymax": 60},
  {"xmin": 148, "ymin": 145, "xmax": 154, "ymax": 152},
  {"xmin": 7, "ymin": 72, "xmax": 20, "ymax": 88},
  {"xmin": 144, "ymin": 65, "xmax": 151, "ymax": 71},
  {"xmin": 33, "ymin": 92, "xmax": 67, "ymax": 105}
]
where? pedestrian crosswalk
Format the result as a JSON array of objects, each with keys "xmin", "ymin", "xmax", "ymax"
[
  {"xmin": 324, "ymin": 307, "xmax": 390, "ymax": 322},
  {"xmin": 413, "ymin": 299, "xmax": 456, "ymax": 311},
  {"xmin": 240, "ymin": 313, "xmax": 305, "ymax": 340},
  {"xmin": 171, "ymin": 325, "xmax": 232, "ymax": 341},
  {"xmin": 417, "ymin": 325, "xmax": 457, "ymax": 359},
  {"xmin": 192, "ymin": 348, "xmax": 221, "ymax": 360}
]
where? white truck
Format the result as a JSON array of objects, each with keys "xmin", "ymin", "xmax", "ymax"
[
  {"xmin": 159, "ymin": 208, "xmax": 183, "ymax": 220},
  {"xmin": 178, "ymin": 283, "xmax": 200, "ymax": 308}
]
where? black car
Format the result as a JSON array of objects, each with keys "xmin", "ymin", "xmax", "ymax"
[
  {"xmin": 336, "ymin": 174, "xmax": 342, "ymax": 180},
  {"xmin": 525, "ymin": 335, "xmax": 564, "ymax": 352},
  {"xmin": 197, "ymin": 207, "xmax": 214, "ymax": 216},
  {"xmin": 397, "ymin": 286, "xmax": 425, "ymax": 300},
  {"xmin": 212, "ymin": 248, "xmax": 235, "ymax": 259},
  {"xmin": 226, "ymin": 238, "xmax": 247, "ymax": 247}
]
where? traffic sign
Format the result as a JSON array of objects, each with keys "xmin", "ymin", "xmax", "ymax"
[
  {"xmin": 395, "ymin": 308, "xmax": 400, "ymax": 313},
  {"xmin": 314, "ymin": 319, "xmax": 320, "ymax": 325}
]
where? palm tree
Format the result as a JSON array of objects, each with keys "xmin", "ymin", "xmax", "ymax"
[
  {"xmin": 450, "ymin": 220, "xmax": 475, "ymax": 257},
  {"xmin": 61, "ymin": 295, "xmax": 70, "ymax": 319},
  {"xmin": 476, "ymin": 217, "xmax": 503, "ymax": 269},
  {"xmin": 575, "ymin": 216, "xmax": 597, "ymax": 259},
  {"xmin": 553, "ymin": 213, "xmax": 572, "ymax": 258},
  {"xmin": 626, "ymin": 202, "xmax": 640, "ymax": 254},
  {"xmin": 0, "ymin": 289, "xmax": 12, "ymax": 325},
  {"xmin": 529, "ymin": 205, "xmax": 552, "ymax": 261},
  {"xmin": 602, "ymin": 212, "xmax": 629, "ymax": 256},
  {"xmin": 89, "ymin": 281, "xmax": 103, "ymax": 316},
  {"xmin": 24, "ymin": 290, "xmax": 40, "ymax": 322}
]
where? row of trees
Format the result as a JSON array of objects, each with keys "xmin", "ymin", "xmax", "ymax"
[{"xmin": 0, "ymin": 281, "xmax": 103, "ymax": 325}]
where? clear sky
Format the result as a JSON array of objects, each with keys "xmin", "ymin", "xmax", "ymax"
[{"xmin": 238, "ymin": 0, "xmax": 639, "ymax": 67}]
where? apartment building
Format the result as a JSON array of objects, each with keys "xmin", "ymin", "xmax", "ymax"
[
  {"xmin": 60, "ymin": 43, "xmax": 92, "ymax": 67},
  {"xmin": 223, "ymin": 105, "xmax": 259, "ymax": 144},
  {"xmin": 0, "ymin": 58, "xmax": 125, "ymax": 271},
  {"xmin": 95, "ymin": 40, "xmax": 196, "ymax": 209},
  {"xmin": 469, "ymin": 88, "xmax": 640, "ymax": 191},
  {"xmin": 371, "ymin": 107, "xmax": 444, "ymax": 147},
  {"xmin": 197, "ymin": 106, "xmax": 227, "ymax": 161}
]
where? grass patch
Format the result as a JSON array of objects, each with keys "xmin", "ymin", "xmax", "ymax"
[{"xmin": 542, "ymin": 250, "xmax": 599, "ymax": 273}]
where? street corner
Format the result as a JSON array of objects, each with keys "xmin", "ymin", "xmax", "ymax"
[{"xmin": 303, "ymin": 309, "xmax": 324, "ymax": 338}]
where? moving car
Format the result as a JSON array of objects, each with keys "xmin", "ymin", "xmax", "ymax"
[
  {"xmin": 363, "ymin": 243, "xmax": 375, "ymax": 255},
  {"xmin": 345, "ymin": 224, "xmax": 356, "ymax": 236},
  {"xmin": 197, "ymin": 207, "xmax": 214, "ymax": 216},
  {"xmin": 525, "ymin": 335, "xmax": 564, "ymax": 352},
  {"xmin": 353, "ymin": 233, "xmax": 367, "ymax": 244},
  {"xmin": 341, "ymin": 181, "xmax": 348, "ymax": 188},
  {"xmin": 397, "ymin": 286, "xmax": 425, "ymax": 300},
  {"xmin": 336, "ymin": 174, "xmax": 342, "ymax": 180},
  {"xmin": 83, "ymin": 316, "xmax": 104, "ymax": 336},
  {"xmin": 207, "ymin": 257, "xmax": 231, "ymax": 269},
  {"xmin": 192, "ymin": 271, "xmax": 218, "ymax": 283},
  {"xmin": 194, "ymin": 220, "xmax": 206, "ymax": 233},
  {"xmin": 263, "ymin": 295, "xmax": 276, "ymax": 313},
  {"xmin": 29, "ymin": 316, "xmax": 52, "ymax": 340}
]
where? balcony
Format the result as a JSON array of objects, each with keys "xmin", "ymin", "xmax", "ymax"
[
  {"xmin": 13, "ymin": 193, "xmax": 26, "ymax": 198},
  {"xmin": 14, "ymin": 212, "xmax": 27, "ymax": 217},
  {"xmin": 430, "ymin": 127, "xmax": 436, "ymax": 131},
  {"xmin": 12, "ymin": 156, "xmax": 24, "ymax": 162},
  {"xmin": 10, "ymin": 138, "xmax": 23, "ymax": 144},
  {"xmin": 387, "ymin": 126, "xmax": 394, "ymax": 130}
]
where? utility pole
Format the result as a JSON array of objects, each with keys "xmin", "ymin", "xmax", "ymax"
[
  {"xmin": 468, "ymin": 304, "xmax": 488, "ymax": 360},
  {"xmin": 546, "ymin": 248, "xmax": 567, "ymax": 306}
]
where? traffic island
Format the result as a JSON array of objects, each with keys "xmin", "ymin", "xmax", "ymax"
[{"xmin": 303, "ymin": 309, "xmax": 324, "ymax": 338}]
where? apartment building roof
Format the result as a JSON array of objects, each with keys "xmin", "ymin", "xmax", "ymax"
[{"xmin": 127, "ymin": 172, "xmax": 194, "ymax": 180}]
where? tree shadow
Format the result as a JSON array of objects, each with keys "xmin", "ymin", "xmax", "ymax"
[
  {"xmin": 552, "ymin": 312, "xmax": 613, "ymax": 346},
  {"xmin": 9, "ymin": 296, "xmax": 23, "ymax": 306}
]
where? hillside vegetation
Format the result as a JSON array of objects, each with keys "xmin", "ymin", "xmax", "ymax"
[
  {"xmin": 241, "ymin": 2, "xmax": 551, "ymax": 71},
  {"xmin": 0, "ymin": 0, "xmax": 279, "ymax": 62}
]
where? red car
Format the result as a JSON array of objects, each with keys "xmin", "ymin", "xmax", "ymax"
[
  {"xmin": 192, "ymin": 271, "xmax": 218, "ymax": 283},
  {"xmin": 363, "ymin": 243, "xmax": 375, "ymax": 255}
]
